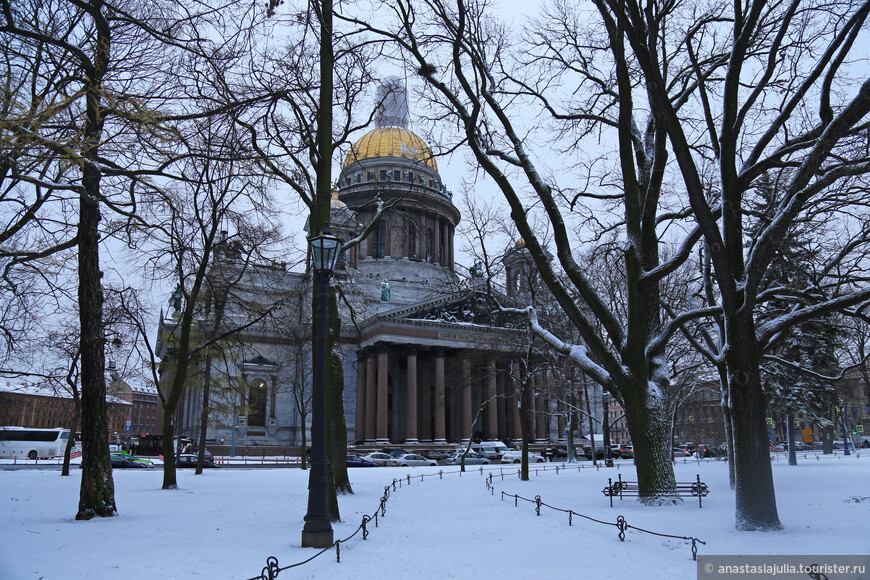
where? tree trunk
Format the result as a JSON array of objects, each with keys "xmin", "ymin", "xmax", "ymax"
[
  {"xmin": 196, "ymin": 350, "xmax": 213, "ymax": 475},
  {"xmin": 565, "ymin": 408, "xmax": 576, "ymax": 463},
  {"xmin": 726, "ymin": 316, "xmax": 782, "ymax": 530},
  {"xmin": 584, "ymin": 380, "xmax": 597, "ymax": 466},
  {"xmin": 519, "ymin": 364, "xmax": 532, "ymax": 481},
  {"xmin": 76, "ymin": 178, "xmax": 116, "ymax": 519},
  {"xmin": 822, "ymin": 405, "xmax": 835, "ymax": 454},
  {"xmin": 718, "ymin": 368, "xmax": 736, "ymax": 489},
  {"xmin": 76, "ymin": 24, "xmax": 115, "ymax": 515},
  {"xmin": 62, "ymin": 400, "xmax": 81, "ymax": 477},
  {"xmin": 161, "ymin": 414, "xmax": 178, "ymax": 489},
  {"xmin": 327, "ymin": 289, "xmax": 351, "ymax": 520},
  {"xmin": 786, "ymin": 410, "xmax": 797, "ymax": 466},
  {"xmin": 196, "ymin": 294, "xmax": 226, "ymax": 475},
  {"xmin": 622, "ymin": 387, "xmax": 678, "ymax": 503}
]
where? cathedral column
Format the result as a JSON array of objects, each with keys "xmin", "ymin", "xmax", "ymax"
[
  {"xmin": 433, "ymin": 348, "xmax": 447, "ymax": 443},
  {"xmin": 406, "ymin": 348, "xmax": 418, "ymax": 443},
  {"xmin": 496, "ymin": 369, "xmax": 506, "ymax": 441},
  {"xmin": 535, "ymin": 373, "xmax": 547, "ymax": 442},
  {"xmin": 461, "ymin": 356, "xmax": 472, "ymax": 442},
  {"xmin": 365, "ymin": 352, "xmax": 377, "ymax": 442},
  {"xmin": 420, "ymin": 357, "xmax": 432, "ymax": 442},
  {"xmin": 377, "ymin": 345, "xmax": 389, "ymax": 443},
  {"xmin": 441, "ymin": 221, "xmax": 449, "ymax": 266},
  {"xmin": 486, "ymin": 359, "xmax": 498, "ymax": 440},
  {"xmin": 448, "ymin": 224, "xmax": 455, "ymax": 271},
  {"xmin": 355, "ymin": 352, "xmax": 366, "ymax": 443},
  {"xmin": 433, "ymin": 217, "xmax": 441, "ymax": 265}
]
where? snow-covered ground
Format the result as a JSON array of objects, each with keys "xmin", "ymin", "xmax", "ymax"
[{"xmin": 1, "ymin": 454, "xmax": 868, "ymax": 579}]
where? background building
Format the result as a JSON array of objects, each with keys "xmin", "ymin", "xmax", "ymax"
[{"xmin": 0, "ymin": 381, "xmax": 131, "ymax": 439}]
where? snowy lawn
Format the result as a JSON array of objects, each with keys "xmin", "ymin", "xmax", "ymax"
[{"xmin": 1, "ymin": 455, "xmax": 868, "ymax": 579}]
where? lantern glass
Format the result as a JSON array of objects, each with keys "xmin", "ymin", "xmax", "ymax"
[{"xmin": 309, "ymin": 228, "xmax": 343, "ymax": 275}]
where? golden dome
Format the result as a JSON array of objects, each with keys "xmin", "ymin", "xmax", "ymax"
[{"xmin": 342, "ymin": 127, "xmax": 438, "ymax": 171}]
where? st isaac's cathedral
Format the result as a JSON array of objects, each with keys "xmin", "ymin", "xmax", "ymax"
[{"xmin": 162, "ymin": 80, "xmax": 563, "ymax": 450}]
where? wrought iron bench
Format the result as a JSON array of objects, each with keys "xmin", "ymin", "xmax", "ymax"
[{"xmin": 602, "ymin": 473, "xmax": 709, "ymax": 507}]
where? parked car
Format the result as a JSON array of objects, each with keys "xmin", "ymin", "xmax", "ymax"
[
  {"xmin": 541, "ymin": 446, "xmax": 563, "ymax": 459},
  {"xmin": 439, "ymin": 451, "xmax": 490, "ymax": 466},
  {"xmin": 388, "ymin": 453, "xmax": 438, "ymax": 467},
  {"xmin": 420, "ymin": 449, "xmax": 450, "ymax": 462},
  {"xmin": 472, "ymin": 441, "xmax": 510, "ymax": 459},
  {"xmin": 346, "ymin": 454, "xmax": 377, "ymax": 468},
  {"xmin": 695, "ymin": 445, "xmax": 720, "ymax": 458},
  {"xmin": 501, "ymin": 450, "xmax": 545, "ymax": 464},
  {"xmin": 619, "ymin": 445, "xmax": 634, "ymax": 459},
  {"xmin": 381, "ymin": 448, "xmax": 407, "ymax": 458},
  {"xmin": 677, "ymin": 442, "xmax": 695, "ymax": 454},
  {"xmin": 361, "ymin": 452, "xmax": 394, "ymax": 466},
  {"xmin": 585, "ymin": 447, "xmax": 614, "ymax": 460},
  {"xmin": 112, "ymin": 451, "xmax": 155, "ymax": 466},
  {"xmin": 110, "ymin": 453, "xmax": 154, "ymax": 469},
  {"xmin": 176, "ymin": 454, "xmax": 219, "ymax": 468}
]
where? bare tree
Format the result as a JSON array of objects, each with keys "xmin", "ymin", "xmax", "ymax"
[
  {"xmin": 586, "ymin": 0, "xmax": 870, "ymax": 530},
  {"xmin": 341, "ymin": 0, "xmax": 730, "ymax": 502}
]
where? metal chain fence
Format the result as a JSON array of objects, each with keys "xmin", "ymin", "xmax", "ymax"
[{"xmin": 245, "ymin": 459, "xmax": 718, "ymax": 578}]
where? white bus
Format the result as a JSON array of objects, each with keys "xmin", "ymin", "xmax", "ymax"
[{"xmin": 0, "ymin": 427, "xmax": 70, "ymax": 460}]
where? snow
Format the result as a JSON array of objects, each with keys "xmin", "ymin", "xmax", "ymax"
[{"xmin": 1, "ymin": 455, "xmax": 869, "ymax": 579}]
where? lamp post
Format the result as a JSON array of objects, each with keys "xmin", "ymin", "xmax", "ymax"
[
  {"xmin": 841, "ymin": 403, "xmax": 851, "ymax": 456},
  {"xmin": 602, "ymin": 392, "xmax": 613, "ymax": 467},
  {"xmin": 302, "ymin": 227, "xmax": 342, "ymax": 548}
]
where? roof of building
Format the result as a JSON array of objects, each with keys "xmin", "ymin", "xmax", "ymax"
[
  {"xmin": 342, "ymin": 126, "xmax": 438, "ymax": 171},
  {"xmin": 1, "ymin": 381, "xmax": 131, "ymax": 405}
]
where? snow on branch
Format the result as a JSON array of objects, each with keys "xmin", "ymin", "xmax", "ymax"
[
  {"xmin": 501, "ymin": 304, "xmax": 614, "ymax": 389},
  {"xmin": 340, "ymin": 197, "xmax": 384, "ymax": 251},
  {"xmin": 756, "ymin": 285, "xmax": 870, "ymax": 346}
]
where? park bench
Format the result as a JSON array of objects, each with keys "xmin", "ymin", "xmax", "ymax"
[{"xmin": 602, "ymin": 473, "xmax": 709, "ymax": 507}]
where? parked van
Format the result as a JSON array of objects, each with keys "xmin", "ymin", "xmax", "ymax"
[{"xmin": 472, "ymin": 441, "xmax": 510, "ymax": 459}]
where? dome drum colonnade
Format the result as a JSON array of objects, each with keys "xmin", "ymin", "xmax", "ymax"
[{"xmin": 339, "ymin": 126, "xmax": 459, "ymax": 271}]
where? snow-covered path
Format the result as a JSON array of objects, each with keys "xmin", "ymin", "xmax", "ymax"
[{"xmin": 1, "ymin": 456, "xmax": 868, "ymax": 579}]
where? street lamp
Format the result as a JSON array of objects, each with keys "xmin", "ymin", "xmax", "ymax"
[
  {"xmin": 301, "ymin": 226, "xmax": 342, "ymax": 548},
  {"xmin": 841, "ymin": 403, "xmax": 851, "ymax": 456},
  {"xmin": 602, "ymin": 392, "xmax": 613, "ymax": 467}
]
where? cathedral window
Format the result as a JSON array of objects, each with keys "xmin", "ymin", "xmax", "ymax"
[
  {"xmin": 380, "ymin": 169, "xmax": 388, "ymax": 181},
  {"xmin": 247, "ymin": 380, "xmax": 267, "ymax": 427},
  {"xmin": 367, "ymin": 170, "xmax": 375, "ymax": 181}
]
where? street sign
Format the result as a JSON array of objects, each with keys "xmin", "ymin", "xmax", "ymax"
[
  {"xmin": 125, "ymin": 418, "xmax": 132, "ymax": 431},
  {"xmin": 689, "ymin": 415, "xmax": 694, "ymax": 422},
  {"xmin": 766, "ymin": 417, "xmax": 773, "ymax": 425},
  {"xmin": 858, "ymin": 425, "xmax": 864, "ymax": 433},
  {"xmin": 802, "ymin": 429, "xmax": 813, "ymax": 443}
]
